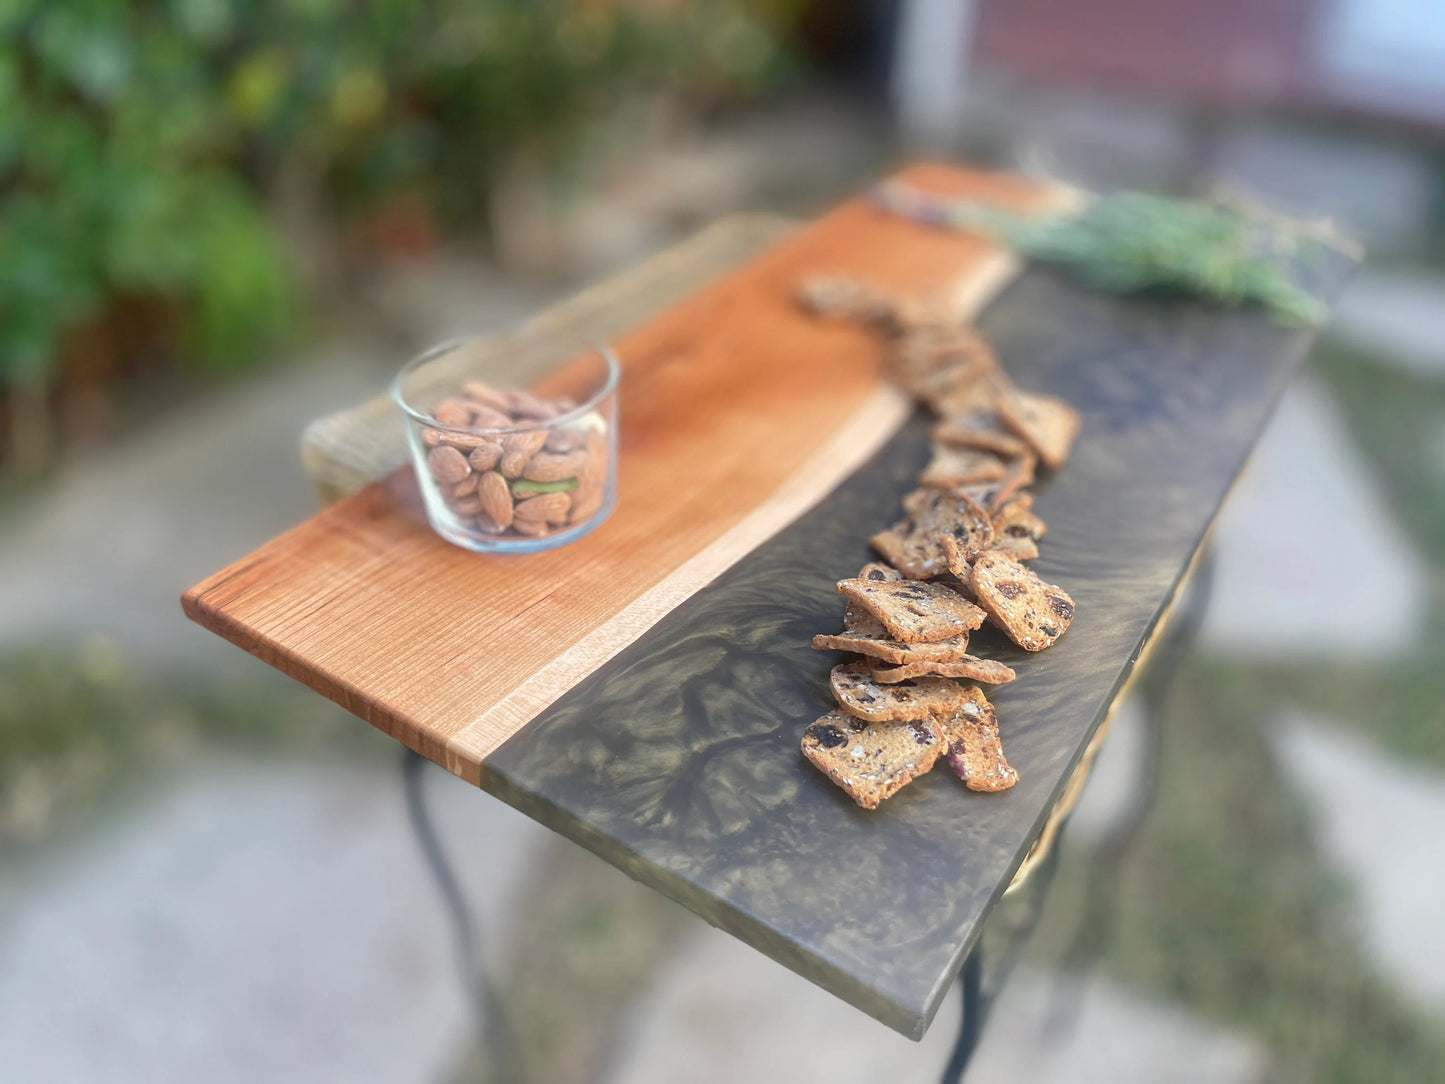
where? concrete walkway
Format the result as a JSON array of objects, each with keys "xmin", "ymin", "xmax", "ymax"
[
  {"xmin": 1272, "ymin": 710, "xmax": 1445, "ymax": 1016},
  {"xmin": 602, "ymin": 922, "xmax": 1264, "ymax": 1084},
  {"xmin": 0, "ymin": 758, "xmax": 551, "ymax": 1084},
  {"xmin": 1199, "ymin": 374, "xmax": 1429, "ymax": 658}
]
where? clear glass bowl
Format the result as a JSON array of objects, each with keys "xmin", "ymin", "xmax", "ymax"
[{"xmin": 391, "ymin": 338, "xmax": 619, "ymax": 553}]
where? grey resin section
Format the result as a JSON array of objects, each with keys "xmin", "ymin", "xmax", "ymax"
[{"xmin": 481, "ymin": 263, "xmax": 1352, "ymax": 1039}]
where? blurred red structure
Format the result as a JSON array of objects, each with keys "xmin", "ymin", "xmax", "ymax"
[{"xmin": 973, "ymin": 0, "xmax": 1445, "ymax": 131}]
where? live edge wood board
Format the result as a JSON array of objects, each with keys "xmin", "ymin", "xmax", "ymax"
[{"xmin": 184, "ymin": 164, "xmax": 1352, "ymax": 1039}]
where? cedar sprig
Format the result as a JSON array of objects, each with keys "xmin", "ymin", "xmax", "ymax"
[{"xmin": 873, "ymin": 182, "xmax": 1358, "ymax": 326}]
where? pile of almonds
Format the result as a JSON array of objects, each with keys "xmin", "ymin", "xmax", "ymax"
[{"xmin": 421, "ymin": 382, "xmax": 610, "ymax": 540}]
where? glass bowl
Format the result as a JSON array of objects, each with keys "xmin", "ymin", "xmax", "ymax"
[{"xmin": 391, "ymin": 338, "xmax": 619, "ymax": 553}]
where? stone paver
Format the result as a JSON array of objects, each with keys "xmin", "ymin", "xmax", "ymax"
[
  {"xmin": 1199, "ymin": 375, "xmax": 1428, "ymax": 658},
  {"xmin": 602, "ymin": 921, "xmax": 1264, "ymax": 1084},
  {"xmin": 1272, "ymin": 709, "xmax": 1445, "ymax": 1015},
  {"xmin": 1333, "ymin": 268, "xmax": 1445, "ymax": 380},
  {"xmin": 0, "ymin": 758, "xmax": 551, "ymax": 1084}
]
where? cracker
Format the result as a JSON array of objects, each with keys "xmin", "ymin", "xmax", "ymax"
[
  {"xmin": 990, "ymin": 534, "xmax": 1039, "ymax": 562},
  {"xmin": 998, "ymin": 388, "xmax": 1081, "ymax": 470},
  {"xmin": 870, "ymin": 489, "xmax": 993, "ymax": 579},
  {"xmin": 990, "ymin": 494, "xmax": 1048, "ymax": 561},
  {"xmin": 918, "ymin": 444, "xmax": 1010, "ymax": 487},
  {"xmin": 869, "ymin": 655, "xmax": 1017, "ymax": 685},
  {"xmin": 970, "ymin": 550, "xmax": 1075, "ymax": 651},
  {"xmin": 887, "ymin": 327, "xmax": 994, "ymax": 399},
  {"xmin": 796, "ymin": 277, "xmax": 896, "ymax": 326},
  {"xmin": 939, "ymin": 686, "xmax": 1018, "ymax": 793},
  {"xmin": 836, "ymin": 577, "xmax": 986, "ymax": 644},
  {"xmin": 843, "ymin": 601, "xmax": 887, "ymax": 636},
  {"xmin": 857, "ymin": 561, "xmax": 903, "ymax": 583},
  {"xmin": 939, "ymin": 534, "xmax": 975, "ymax": 586},
  {"xmin": 812, "ymin": 626, "xmax": 973, "ymax": 666},
  {"xmin": 801, "ymin": 710, "xmax": 945, "ymax": 810},
  {"xmin": 942, "ymin": 451, "xmax": 1035, "ymax": 515},
  {"xmin": 931, "ymin": 409, "xmax": 1031, "ymax": 459},
  {"xmin": 926, "ymin": 370, "xmax": 1013, "ymax": 419},
  {"xmin": 830, "ymin": 661, "xmax": 966, "ymax": 722}
]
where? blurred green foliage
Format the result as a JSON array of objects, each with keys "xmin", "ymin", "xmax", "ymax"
[{"xmin": 0, "ymin": 0, "xmax": 795, "ymax": 396}]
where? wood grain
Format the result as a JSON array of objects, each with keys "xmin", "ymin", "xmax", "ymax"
[{"xmin": 183, "ymin": 164, "xmax": 1055, "ymax": 780}]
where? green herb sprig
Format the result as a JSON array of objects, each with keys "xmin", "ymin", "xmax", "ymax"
[{"xmin": 874, "ymin": 183, "xmax": 1359, "ymax": 326}]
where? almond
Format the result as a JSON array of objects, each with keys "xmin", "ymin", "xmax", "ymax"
[
  {"xmin": 477, "ymin": 470, "xmax": 514, "ymax": 528},
  {"xmin": 427, "ymin": 445, "xmax": 470, "ymax": 484},
  {"xmin": 432, "ymin": 398, "xmax": 472, "ymax": 426},
  {"xmin": 508, "ymin": 390, "xmax": 556, "ymax": 420},
  {"xmin": 463, "ymin": 382, "xmax": 513, "ymax": 413},
  {"xmin": 450, "ymin": 476, "xmax": 477, "ymax": 498},
  {"xmin": 513, "ymin": 491, "xmax": 571, "ymax": 525},
  {"xmin": 511, "ymin": 517, "xmax": 551, "ymax": 537},
  {"xmin": 468, "ymin": 441, "xmax": 503, "ymax": 472},
  {"xmin": 522, "ymin": 451, "xmax": 587, "ymax": 483},
  {"xmin": 452, "ymin": 495, "xmax": 483, "ymax": 515},
  {"xmin": 433, "ymin": 430, "xmax": 490, "ymax": 452},
  {"xmin": 499, "ymin": 429, "xmax": 548, "ymax": 477},
  {"xmin": 468, "ymin": 405, "xmax": 513, "ymax": 429},
  {"xmin": 569, "ymin": 485, "xmax": 605, "ymax": 525},
  {"xmin": 545, "ymin": 428, "xmax": 585, "ymax": 453}
]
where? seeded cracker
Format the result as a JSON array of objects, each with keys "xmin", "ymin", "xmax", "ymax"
[
  {"xmin": 812, "ymin": 626, "xmax": 973, "ymax": 666},
  {"xmin": 801, "ymin": 710, "xmax": 945, "ymax": 810},
  {"xmin": 939, "ymin": 686, "xmax": 1018, "ymax": 792},
  {"xmin": 830, "ymin": 661, "xmax": 967, "ymax": 722},
  {"xmin": 926, "ymin": 369, "xmax": 1013, "ymax": 419},
  {"xmin": 858, "ymin": 561, "xmax": 903, "ymax": 582},
  {"xmin": 870, "ymin": 489, "xmax": 993, "ymax": 579},
  {"xmin": 998, "ymin": 388, "xmax": 1081, "ymax": 470},
  {"xmin": 970, "ymin": 550, "xmax": 1075, "ymax": 651},
  {"xmin": 869, "ymin": 655, "xmax": 1016, "ymax": 685},
  {"xmin": 931, "ymin": 409, "xmax": 1031, "ymax": 459},
  {"xmin": 836, "ymin": 577, "xmax": 986, "ymax": 644},
  {"xmin": 918, "ymin": 444, "xmax": 1010, "ymax": 487},
  {"xmin": 796, "ymin": 277, "xmax": 897, "ymax": 327},
  {"xmin": 990, "ymin": 494, "xmax": 1047, "ymax": 561},
  {"xmin": 887, "ymin": 327, "xmax": 995, "ymax": 399}
]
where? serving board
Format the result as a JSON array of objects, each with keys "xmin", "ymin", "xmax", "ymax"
[{"xmin": 184, "ymin": 164, "xmax": 1352, "ymax": 1038}]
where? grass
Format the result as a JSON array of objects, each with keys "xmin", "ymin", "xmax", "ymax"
[
  {"xmin": 0, "ymin": 636, "xmax": 373, "ymax": 853},
  {"xmin": 1311, "ymin": 342, "xmax": 1445, "ymax": 573},
  {"xmin": 1028, "ymin": 661, "xmax": 1445, "ymax": 1083}
]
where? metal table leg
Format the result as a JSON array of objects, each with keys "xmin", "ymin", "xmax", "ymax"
[{"xmin": 402, "ymin": 749, "xmax": 521, "ymax": 1083}]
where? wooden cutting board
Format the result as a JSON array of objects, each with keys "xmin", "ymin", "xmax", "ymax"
[{"xmin": 183, "ymin": 164, "xmax": 1056, "ymax": 784}]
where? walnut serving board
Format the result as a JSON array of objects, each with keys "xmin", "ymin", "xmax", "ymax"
[{"xmin": 184, "ymin": 164, "xmax": 1351, "ymax": 1039}]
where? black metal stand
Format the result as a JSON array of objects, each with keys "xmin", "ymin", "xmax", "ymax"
[
  {"xmin": 940, "ymin": 950, "xmax": 984, "ymax": 1084},
  {"xmin": 939, "ymin": 812, "xmax": 1069, "ymax": 1084},
  {"xmin": 402, "ymin": 748, "xmax": 521, "ymax": 1083}
]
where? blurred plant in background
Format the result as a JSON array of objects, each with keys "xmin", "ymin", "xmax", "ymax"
[{"xmin": 0, "ymin": 0, "xmax": 800, "ymax": 477}]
